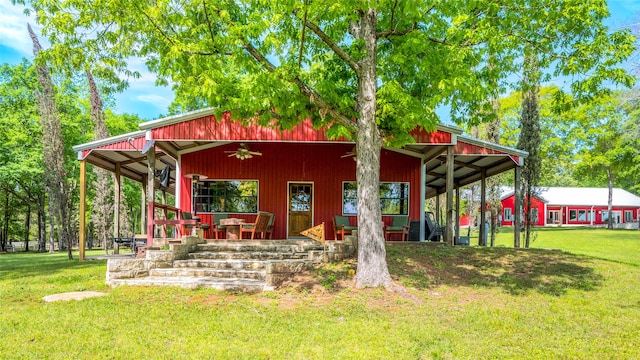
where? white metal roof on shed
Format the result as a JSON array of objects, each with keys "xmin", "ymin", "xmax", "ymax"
[{"xmin": 502, "ymin": 187, "xmax": 640, "ymax": 207}]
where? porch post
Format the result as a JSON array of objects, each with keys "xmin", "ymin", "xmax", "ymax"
[
  {"xmin": 480, "ymin": 168, "xmax": 487, "ymax": 246},
  {"xmin": 113, "ymin": 162, "xmax": 121, "ymax": 239},
  {"xmin": 446, "ymin": 146, "xmax": 455, "ymax": 246},
  {"xmin": 455, "ymin": 186, "xmax": 460, "ymax": 244},
  {"xmin": 79, "ymin": 160, "xmax": 86, "ymax": 261},
  {"xmin": 147, "ymin": 147, "xmax": 156, "ymax": 245},
  {"xmin": 514, "ymin": 166, "xmax": 522, "ymax": 248},
  {"xmin": 141, "ymin": 177, "xmax": 147, "ymax": 235},
  {"xmin": 435, "ymin": 193, "xmax": 440, "ymax": 228},
  {"xmin": 420, "ymin": 160, "xmax": 426, "ymax": 241}
]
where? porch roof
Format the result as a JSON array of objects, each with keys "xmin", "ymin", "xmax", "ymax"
[{"xmin": 73, "ymin": 108, "xmax": 527, "ymax": 196}]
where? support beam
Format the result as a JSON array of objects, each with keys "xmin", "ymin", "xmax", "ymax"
[
  {"xmin": 141, "ymin": 177, "xmax": 147, "ymax": 235},
  {"xmin": 455, "ymin": 186, "xmax": 460, "ymax": 244},
  {"xmin": 480, "ymin": 168, "xmax": 487, "ymax": 246},
  {"xmin": 113, "ymin": 163, "xmax": 121, "ymax": 239},
  {"xmin": 79, "ymin": 160, "xmax": 86, "ymax": 261},
  {"xmin": 514, "ymin": 166, "xmax": 522, "ymax": 248},
  {"xmin": 147, "ymin": 147, "xmax": 156, "ymax": 245},
  {"xmin": 445, "ymin": 146, "xmax": 455, "ymax": 246},
  {"xmin": 420, "ymin": 160, "xmax": 426, "ymax": 241}
]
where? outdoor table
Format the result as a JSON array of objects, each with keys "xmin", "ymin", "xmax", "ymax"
[{"xmin": 219, "ymin": 218, "xmax": 246, "ymax": 240}]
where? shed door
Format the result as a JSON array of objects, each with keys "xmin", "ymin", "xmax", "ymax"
[{"xmin": 288, "ymin": 183, "xmax": 313, "ymax": 237}]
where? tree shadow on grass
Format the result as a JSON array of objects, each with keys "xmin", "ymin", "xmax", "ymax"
[{"xmin": 386, "ymin": 244, "xmax": 603, "ymax": 296}]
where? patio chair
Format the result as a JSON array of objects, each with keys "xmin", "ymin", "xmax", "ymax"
[
  {"xmin": 212, "ymin": 213, "xmax": 228, "ymax": 240},
  {"xmin": 263, "ymin": 213, "xmax": 275, "ymax": 239},
  {"xmin": 182, "ymin": 211, "xmax": 210, "ymax": 237},
  {"xmin": 425, "ymin": 211, "xmax": 443, "ymax": 242},
  {"xmin": 385, "ymin": 216, "xmax": 409, "ymax": 241},
  {"xmin": 333, "ymin": 215, "xmax": 357, "ymax": 241},
  {"xmin": 240, "ymin": 211, "xmax": 272, "ymax": 240}
]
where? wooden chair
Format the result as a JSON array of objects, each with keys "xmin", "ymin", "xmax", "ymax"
[
  {"xmin": 385, "ymin": 216, "xmax": 409, "ymax": 241},
  {"xmin": 212, "ymin": 213, "xmax": 228, "ymax": 240},
  {"xmin": 182, "ymin": 212, "xmax": 210, "ymax": 237},
  {"xmin": 333, "ymin": 215, "xmax": 357, "ymax": 241},
  {"xmin": 240, "ymin": 212, "xmax": 272, "ymax": 240},
  {"xmin": 425, "ymin": 211, "xmax": 443, "ymax": 242},
  {"xmin": 263, "ymin": 213, "xmax": 275, "ymax": 239}
]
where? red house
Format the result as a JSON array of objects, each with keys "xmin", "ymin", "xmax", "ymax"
[
  {"xmin": 500, "ymin": 187, "xmax": 640, "ymax": 228},
  {"xmin": 74, "ymin": 108, "xmax": 528, "ymax": 257}
]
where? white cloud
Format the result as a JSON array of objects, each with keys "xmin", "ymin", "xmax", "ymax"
[
  {"xmin": 0, "ymin": 3, "xmax": 42, "ymax": 57},
  {"xmin": 136, "ymin": 93, "xmax": 173, "ymax": 108}
]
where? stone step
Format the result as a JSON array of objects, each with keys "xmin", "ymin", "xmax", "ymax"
[
  {"xmin": 174, "ymin": 259, "xmax": 267, "ymax": 270},
  {"xmin": 196, "ymin": 240, "xmax": 324, "ymax": 254},
  {"xmin": 149, "ymin": 268, "xmax": 266, "ymax": 281},
  {"xmin": 109, "ymin": 276, "xmax": 267, "ymax": 292},
  {"xmin": 190, "ymin": 251, "xmax": 310, "ymax": 261}
]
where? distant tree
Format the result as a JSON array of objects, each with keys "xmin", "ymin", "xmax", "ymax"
[
  {"xmin": 573, "ymin": 94, "xmax": 635, "ymax": 229},
  {"xmin": 28, "ymin": 24, "xmax": 75, "ymax": 258},
  {"xmin": 516, "ymin": 50, "xmax": 542, "ymax": 248}
]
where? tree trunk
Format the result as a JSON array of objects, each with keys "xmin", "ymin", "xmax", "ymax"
[
  {"xmin": 607, "ymin": 167, "xmax": 613, "ymax": 230},
  {"xmin": 353, "ymin": 8, "xmax": 392, "ymax": 288},
  {"xmin": 24, "ymin": 204, "xmax": 31, "ymax": 252},
  {"xmin": 29, "ymin": 24, "xmax": 72, "ymax": 259}
]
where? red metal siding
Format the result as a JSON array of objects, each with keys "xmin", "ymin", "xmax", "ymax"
[
  {"xmin": 179, "ymin": 142, "xmax": 421, "ymax": 239},
  {"xmin": 80, "ymin": 136, "xmax": 145, "ymax": 160},
  {"xmin": 500, "ymin": 194, "xmax": 546, "ymax": 226}
]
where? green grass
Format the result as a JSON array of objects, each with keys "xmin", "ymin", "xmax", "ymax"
[{"xmin": 1, "ymin": 229, "xmax": 639, "ymax": 359}]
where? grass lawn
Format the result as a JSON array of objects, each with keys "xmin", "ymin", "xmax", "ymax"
[{"xmin": 1, "ymin": 228, "xmax": 639, "ymax": 359}]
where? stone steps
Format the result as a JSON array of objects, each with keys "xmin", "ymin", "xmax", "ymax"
[
  {"xmin": 108, "ymin": 276, "xmax": 268, "ymax": 292},
  {"xmin": 106, "ymin": 238, "xmax": 353, "ymax": 292},
  {"xmin": 149, "ymin": 267, "xmax": 266, "ymax": 281},
  {"xmin": 174, "ymin": 258, "xmax": 267, "ymax": 270}
]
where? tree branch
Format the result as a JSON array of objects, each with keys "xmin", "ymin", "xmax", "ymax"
[
  {"xmin": 242, "ymin": 41, "xmax": 358, "ymax": 132},
  {"xmin": 294, "ymin": 12, "xmax": 359, "ymax": 72}
]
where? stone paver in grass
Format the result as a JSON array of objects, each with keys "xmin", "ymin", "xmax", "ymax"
[{"xmin": 43, "ymin": 291, "xmax": 107, "ymax": 302}]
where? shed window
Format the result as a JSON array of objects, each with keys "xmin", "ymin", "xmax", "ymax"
[
  {"xmin": 343, "ymin": 182, "xmax": 409, "ymax": 215},
  {"xmin": 569, "ymin": 210, "xmax": 577, "ymax": 221},
  {"xmin": 194, "ymin": 180, "xmax": 258, "ymax": 213},
  {"xmin": 504, "ymin": 208, "xmax": 512, "ymax": 221}
]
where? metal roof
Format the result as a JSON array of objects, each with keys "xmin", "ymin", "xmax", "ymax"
[
  {"xmin": 502, "ymin": 187, "xmax": 640, "ymax": 207},
  {"xmin": 73, "ymin": 109, "xmax": 528, "ymax": 196}
]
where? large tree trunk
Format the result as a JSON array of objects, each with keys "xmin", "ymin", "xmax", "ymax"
[
  {"xmin": 86, "ymin": 69, "xmax": 114, "ymax": 254},
  {"xmin": 29, "ymin": 24, "xmax": 72, "ymax": 259},
  {"xmin": 353, "ymin": 8, "xmax": 392, "ymax": 288}
]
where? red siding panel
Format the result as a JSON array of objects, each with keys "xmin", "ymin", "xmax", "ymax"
[{"xmin": 180, "ymin": 143, "xmax": 421, "ymax": 240}]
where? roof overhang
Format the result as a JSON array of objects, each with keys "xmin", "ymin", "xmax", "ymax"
[{"xmin": 73, "ymin": 109, "xmax": 528, "ymax": 197}]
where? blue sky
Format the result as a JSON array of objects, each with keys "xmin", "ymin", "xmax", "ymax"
[{"xmin": 1, "ymin": 1, "xmax": 639, "ymax": 121}]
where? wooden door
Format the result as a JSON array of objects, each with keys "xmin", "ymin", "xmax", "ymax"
[{"xmin": 288, "ymin": 183, "xmax": 313, "ymax": 237}]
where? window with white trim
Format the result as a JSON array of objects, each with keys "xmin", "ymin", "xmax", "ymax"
[
  {"xmin": 342, "ymin": 182, "xmax": 409, "ymax": 215},
  {"xmin": 504, "ymin": 208, "xmax": 512, "ymax": 221},
  {"xmin": 624, "ymin": 210, "xmax": 633, "ymax": 222},
  {"xmin": 569, "ymin": 210, "xmax": 577, "ymax": 221}
]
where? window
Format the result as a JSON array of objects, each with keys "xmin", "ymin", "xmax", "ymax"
[
  {"xmin": 342, "ymin": 182, "xmax": 409, "ymax": 215},
  {"xmin": 504, "ymin": 208, "xmax": 512, "ymax": 221},
  {"xmin": 601, "ymin": 210, "xmax": 609, "ymax": 222},
  {"xmin": 569, "ymin": 210, "xmax": 577, "ymax": 221},
  {"xmin": 578, "ymin": 210, "xmax": 587, "ymax": 222},
  {"xmin": 625, "ymin": 210, "xmax": 633, "ymax": 223},
  {"xmin": 194, "ymin": 180, "xmax": 258, "ymax": 213}
]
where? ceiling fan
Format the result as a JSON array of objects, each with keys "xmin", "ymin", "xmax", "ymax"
[
  {"xmin": 341, "ymin": 146, "xmax": 356, "ymax": 160},
  {"xmin": 224, "ymin": 143, "xmax": 262, "ymax": 160}
]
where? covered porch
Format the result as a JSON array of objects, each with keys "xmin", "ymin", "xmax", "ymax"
[{"xmin": 73, "ymin": 108, "xmax": 527, "ymax": 260}]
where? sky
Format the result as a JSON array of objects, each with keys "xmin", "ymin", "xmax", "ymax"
[{"xmin": 1, "ymin": 1, "xmax": 639, "ymax": 121}]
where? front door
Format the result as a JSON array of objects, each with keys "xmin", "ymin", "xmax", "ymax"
[{"xmin": 288, "ymin": 183, "xmax": 313, "ymax": 237}]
